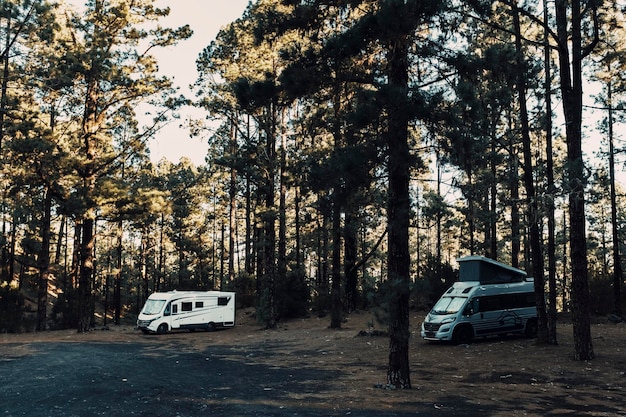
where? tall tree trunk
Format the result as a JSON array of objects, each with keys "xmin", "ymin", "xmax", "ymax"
[
  {"xmin": 36, "ymin": 188, "xmax": 52, "ymax": 331},
  {"xmin": 330, "ymin": 193, "xmax": 342, "ymax": 329},
  {"xmin": 77, "ymin": 60, "xmax": 100, "ymax": 332},
  {"xmin": 606, "ymin": 78, "xmax": 623, "ymax": 316},
  {"xmin": 114, "ymin": 219, "xmax": 122, "ymax": 325},
  {"xmin": 385, "ymin": 25, "xmax": 412, "ymax": 390},
  {"xmin": 294, "ymin": 186, "xmax": 302, "ymax": 270},
  {"xmin": 245, "ymin": 116, "xmax": 254, "ymax": 276},
  {"xmin": 278, "ymin": 116, "xmax": 287, "ymax": 295},
  {"xmin": 508, "ymin": 110, "xmax": 521, "ymax": 269},
  {"xmin": 0, "ymin": 14, "xmax": 9, "ymax": 284},
  {"xmin": 78, "ymin": 214, "xmax": 95, "ymax": 333},
  {"xmin": 544, "ymin": 0, "xmax": 558, "ymax": 344},
  {"xmin": 513, "ymin": 3, "xmax": 549, "ymax": 344},
  {"xmin": 258, "ymin": 104, "xmax": 277, "ymax": 329},
  {"xmin": 554, "ymin": 0, "xmax": 595, "ymax": 360},
  {"xmin": 488, "ymin": 137, "xmax": 497, "ymax": 260},
  {"xmin": 229, "ymin": 118, "xmax": 237, "ymax": 283},
  {"xmin": 344, "ymin": 212, "xmax": 358, "ymax": 312}
]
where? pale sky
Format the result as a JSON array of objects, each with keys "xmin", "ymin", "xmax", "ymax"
[
  {"xmin": 65, "ymin": 0, "xmax": 250, "ymax": 165},
  {"xmin": 149, "ymin": 0, "xmax": 250, "ymax": 165}
]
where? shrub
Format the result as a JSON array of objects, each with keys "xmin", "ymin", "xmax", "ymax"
[{"xmin": 0, "ymin": 284, "xmax": 25, "ymax": 333}]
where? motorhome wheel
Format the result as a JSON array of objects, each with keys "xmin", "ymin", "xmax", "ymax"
[{"xmin": 525, "ymin": 319, "xmax": 538, "ymax": 338}]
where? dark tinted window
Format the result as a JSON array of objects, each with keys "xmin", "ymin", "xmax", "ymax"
[
  {"xmin": 218, "ymin": 297, "xmax": 230, "ymax": 306},
  {"xmin": 478, "ymin": 292, "xmax": 535, "ymax": 312},
  {"xmin": 182, "ymin": 302, "xmax": 193, "ymax": 311}
]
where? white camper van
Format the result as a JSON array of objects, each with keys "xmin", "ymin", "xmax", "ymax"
[
  {"xmin": 137, "ymin": 290, "xmax": 235, "ymax": 334},
  {"xmin": 420, "ymin": 257, "xmax": 537, "ymax": 344}
]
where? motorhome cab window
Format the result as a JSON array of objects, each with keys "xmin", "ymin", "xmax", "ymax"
[
  {"xmin": 142, "ymin": 299, "xmax": 165, "ymax": 315},
  {"xmin": 182, "ymin": 302, "xmax": 193, "ymax": 312},
  {"xmin": 431, "ymin": 296, "xmax": 466, "ymax": 315}
]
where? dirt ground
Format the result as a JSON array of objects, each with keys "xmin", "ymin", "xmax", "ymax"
[{"xmin": 1, "ymin": 309, "xmax": 626, "ymax": 417}]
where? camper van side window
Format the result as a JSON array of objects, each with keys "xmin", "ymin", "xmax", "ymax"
[
  {"xmin": 196, "ymin": 302, "xmax": 203, "ymax": 308},
  {"xmin": 172, "ymin": 304, "xmax": 178, "ymax": 314},
  {"xmin": 480, "ymin": 296, "xmax": 502, "ymax": 312},
  {"xmin": 164, "ymin": 302, "xmax": 171, "ymax": 316},
  {"xmin": 182, "ymin": 302, "xmax": 193, "ymax": 312},
  {"xmin": 218, "ymin": 297, "xmax": 229, "ymax": 306}
]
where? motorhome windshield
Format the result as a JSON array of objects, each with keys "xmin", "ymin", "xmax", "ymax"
[
  {"xmin": 142, "ymin": 299, "xmax": 166, "ymax": 315},
  {"xmin": 431, "ymin": 296, "xmax": 467, "ymax": 315}
]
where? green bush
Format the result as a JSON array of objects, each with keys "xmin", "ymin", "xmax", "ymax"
[
  {"xmin": 51, "ymin": 287, "xmax": 80, "ymax": 330},
  {"xmin": 276, "ymin": 269, "xmax": 310, "ymax": 319},
  {"xmin": 412, "ymin": 256, "xmax": 457, "ymax": 311},
  {"xmin": 225, "ymin": 272, "xmax": 256, "ymax": 308},
  {"xmin": 0, "ymin": 284, "xmax": 25, "ymax": 333}
]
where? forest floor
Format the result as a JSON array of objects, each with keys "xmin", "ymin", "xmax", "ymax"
[{"xmin": 1, "ymin": 309, "xmax": 626, "ymax": 417}]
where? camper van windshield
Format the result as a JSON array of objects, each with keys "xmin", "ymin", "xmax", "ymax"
[
  {"xmin": 142, "ymin": 299, "xmax": 166, "ymax": 315},
  {"xmin": 431, "ymin": 296, "xmax": 467, "ymax": 315}
]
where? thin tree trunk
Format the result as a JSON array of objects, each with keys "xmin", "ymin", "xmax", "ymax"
[
  {"xmin": 36, "ymin": 188, "xmax": 52, "ymax": 331},
  {"xmin": 278, "ymin": 116, "xmax": 287, "ymax": 294},
  {"xmin": 0, "ymin": 14, "xmax": 9, "ymax": 284},
  {"xmin": 488, "ymin": 137, "xmax": 497, "ymax": 260},
  {"xmin": 513, "ymin": 2, "xmax": 549, "ymax": 344},
  {"xmin": 544, "ymin": 0, "xmax": 558, "ymax": 344},
  {"xmin": 555, "ymin": 0, "xmax": 594, "ymax": 360},
  {"xmin": 114, "ymin": 219, "xmax": 122, "ymax": 325},
  {"xmin": 229, "ymin": 119, "xmax": 237, "ymax": 283},
  {"xmin": 344, "ymin": 212, "xmax": 358, "ymax": 312},
  {"xmin": 330, "ymin": 194, "xmax": 342, "ymax": 329},
  {"xmin": 606, "ymin": 78, "xmax": 623, "ymax": 316},
  {"xmin": 78, "ymin": 214, "xmax": 95, "ymax": 333},
  {"xmin": 508, "ymin": 110, "xmax": 521, "ymax": 269}
]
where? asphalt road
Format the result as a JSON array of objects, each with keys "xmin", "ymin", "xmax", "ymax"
[{"xmin": 0, "ymin": 340, "xmax": 355, "ymax": 417}]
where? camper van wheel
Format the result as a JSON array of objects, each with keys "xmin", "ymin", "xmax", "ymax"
[
  {"xmin": 452, "ymin": 325, "xmax": 473, "ymax": 345},
  {"xmin": 525, "ymin": 319, "xmax": 538, "ymax": 338},
  {"xmin": 156, "ymin": 323, "xmax": 168, "ymax": 335},
  {"xmin": 206, "ymin": 322, "xmax": 216, "ymax": 332}
]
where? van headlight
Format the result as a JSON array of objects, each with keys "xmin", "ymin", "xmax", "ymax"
[{"xmin": 440, "ymin": 317, "xmax": 456, "ymax": 325}]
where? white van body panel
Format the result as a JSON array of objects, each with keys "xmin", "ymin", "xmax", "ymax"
[
  {"xmin": 137, "ymin": 290, "xmax": 235, "ymax": 334},
  {"xmin": 420, "ymin": 280, "xmax": 537, "ymax": 343}
]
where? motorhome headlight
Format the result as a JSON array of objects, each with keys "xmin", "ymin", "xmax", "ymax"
[{"xmin": 440, "ymin": 317, "xmax": 456, "ymax": 325}]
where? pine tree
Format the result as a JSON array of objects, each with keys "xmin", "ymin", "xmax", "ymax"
[
  {"xmin": 56, "ymin": 0, "xmax": 191, "ymax": 332},
  {"xmin": 553, "ymin": 0, "xmax": 599, "ymax": 360}
]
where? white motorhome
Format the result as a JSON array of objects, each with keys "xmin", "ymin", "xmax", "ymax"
[
  {"xmin": 137, "ymin": 290, "xmax": 235, "ymax": 334},
  {"xmin": 420, "ymin": 256, "xmax": 537, "ymax": 344}
]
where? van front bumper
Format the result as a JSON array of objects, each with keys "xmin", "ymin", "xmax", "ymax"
[
  {"xmin": 137, "ymin": 318, "xmax": 159, "ymax": 333},
  {"xmin": 421, "ymin": 322, "xmax": 453, "ymax": 341}
]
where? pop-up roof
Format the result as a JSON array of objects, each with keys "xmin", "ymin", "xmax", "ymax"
[{"xmin": 457, "ymin": 255, "xmax": 527, "ymax": 284}]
